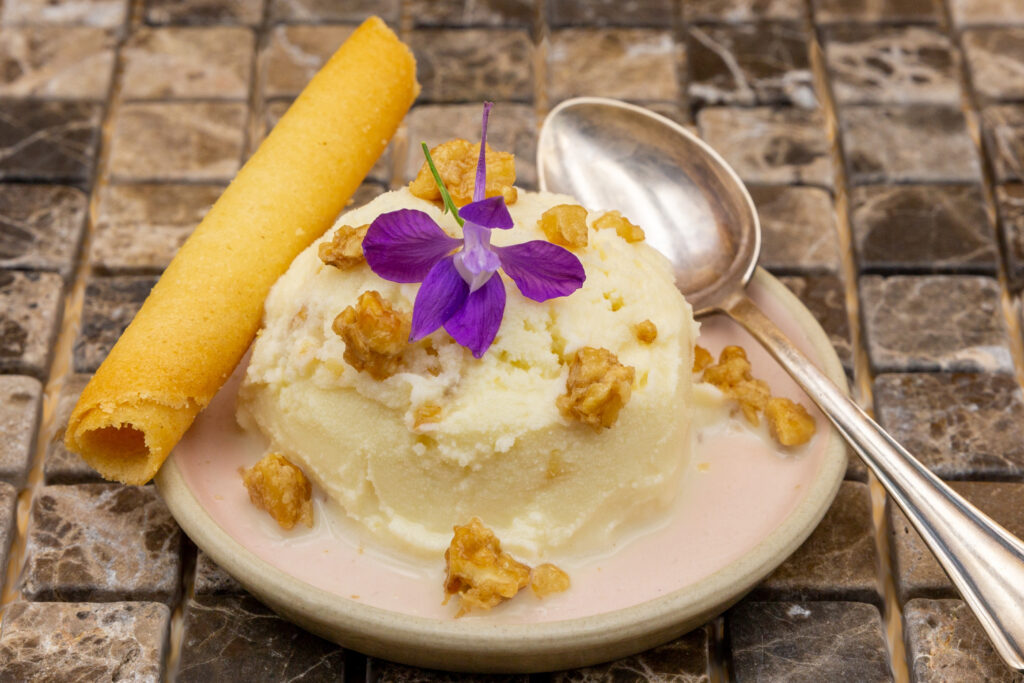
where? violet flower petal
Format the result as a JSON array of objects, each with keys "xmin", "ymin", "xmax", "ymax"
[
  {"xmin": 494, "ymin": 241, "xmax": 586, "ymax": 302},
  {"xmin": 363, "ymin": 209, "xmax": 462, "ymax": 283},
  {"xmin": 444, "ymin": 272, "xmax": 506, "ymax": 358},
  {"xmin": 473, "ymin": 102, "xmax": 494, "ymax": 204},
  {"xmin": 410, "ymin": 255, "xmax": 469, "ymax": 341},
  {"xmin": 458, "ymin": 196, "xmax": 514, "ymax": 230}
]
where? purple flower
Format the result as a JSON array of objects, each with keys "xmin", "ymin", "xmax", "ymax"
[{"xmin": 363, "ymin": 103, "xmax": 585, "ymax": 358}]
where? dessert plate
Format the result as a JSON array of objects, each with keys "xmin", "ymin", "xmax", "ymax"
[{"xmin": 156, "ymin": 267, "xmax": 847, "ymax": 673}]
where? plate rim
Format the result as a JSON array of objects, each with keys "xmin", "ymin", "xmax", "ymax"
[{"xmin": 156, "ymin": 266, "xmax": 848, "ymax": 673}]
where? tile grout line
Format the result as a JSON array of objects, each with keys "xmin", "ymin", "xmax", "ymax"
[{"xmin": 804, "ymin": 7, "xmax": 910, "ymax": 683}]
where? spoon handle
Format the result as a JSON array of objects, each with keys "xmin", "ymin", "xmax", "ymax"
[{"xmin": 725, "ymin": 292, "xmax": 1024, "ymax": 673}]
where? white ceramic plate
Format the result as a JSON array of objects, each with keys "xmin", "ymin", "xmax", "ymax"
[{"xmin": 156, "ymin": 267, "xmax": 847, "ymax": 673}]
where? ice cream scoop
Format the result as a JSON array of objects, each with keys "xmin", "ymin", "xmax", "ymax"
[{"xmin": 538, "ymin": 96, "xmax": 1024, "ymax": 672}]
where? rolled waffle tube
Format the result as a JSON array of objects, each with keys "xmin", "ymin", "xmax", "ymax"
[{"xmin": 65, "ymin": 17, "xmax": 418, "ymax": 484}]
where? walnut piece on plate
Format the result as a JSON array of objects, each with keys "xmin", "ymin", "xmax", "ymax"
[
  {"xmin": 444, "ymin": 517, "xmax": 531, "ymax": 617},
  {"xmin": 538, "ymin": 204, "xmax": 589, "ymax": 248},
  {"xmin": 696, "ymin": 344, "xmax": 816, "ymax": 446},
  {"xmin": 530, "ymin": 563, "xmax": 571, "ymax": 598},
  {"xmin": 241, "ymin": 452, "xmax": 313, "ymax": 530},
  {"xmin": 557, "ymin": 346, "xmax": 635, "ymax": 430},
  {"xmin": 319, "ymin": 224, "xmax": 369, "ymax": 270},
  {"xmin": 332, "ymin": 290, "xmax": 411, "ymax": 380},
  {"xmin": 409, "ymin": 139, "xmax": 517, "ymax": 206}
]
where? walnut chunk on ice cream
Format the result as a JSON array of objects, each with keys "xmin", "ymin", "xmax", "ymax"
[
  {"xmin": 557, "ymin": 347, "xmax": 636, "ymax": 430},
  {"xmin": 409, "ymin": 139, "xmax": 517, "ymax": 207},
  {"xmin": 530, "ymin": 563, "xmax": 571, "ymax": 598},
  {"xmin": 594, "ymin": 210, "xmax": 645, "ymax": 243},
  {"xmin": 242, "ymin": 452, "xmax": 313, "ymax": 530},
  {"xmin": 318, "ymin": 224, "xmax": 368, "ymax": 270},
  {"xmin": 633, "ymin": 320, "xmax": 658, "ymax": 344},
  {"xmin": 701, "ymin": 345, "xmax": 770, "ymax": 426},
  {"xmin": 444, "ymin": 518, "xmax": 531, "ymax": 616},
  {"xmin": 539, "ymin": 204, "xmax": 588, "ymax": 248},
  {"xmin": 332, "ymin": 290, "xmax": 411, "ymax": 380}
]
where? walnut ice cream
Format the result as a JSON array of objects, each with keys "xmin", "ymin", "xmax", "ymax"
[{"xmin": 238, "ymin": 187, "xmax": 698, "ymax": 558}]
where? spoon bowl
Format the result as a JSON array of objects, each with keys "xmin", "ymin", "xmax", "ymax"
[
  {"xmin": 539, "ymin": 97, "xmax": 1024, "ymax": 673},
  {"xmin": 537, "ymin": 99, "xmax": 757, "ymax": 314}
]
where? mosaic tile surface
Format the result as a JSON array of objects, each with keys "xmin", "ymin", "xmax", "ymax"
[
  {"xmin": 996, "ymin": 183, "xmax": 1024, "ymax": 290},
  {"xmin": 73, "ymin": 275, "xmax": 158, "ymax": 373},
  {"xmin": 0, "ymin": 184, "xmax": 88, "ymax": 279},
  {"xmin": 144, "ymin": 0, "xmax": 264, "ymax": 25},
  {"xmin": 0, "ymin": 99, "xmax": 102, "ymax": 183},
  {"xmin": 0, "ymin": 26, "xmax": 116, "ymax": 99},
  {"xmin": 0, "ymin": 270, "xmax": 63, "ymax": 379},
  {"xmin": 0, "ymin": 375, "xmax": 41, "ymax": 486},
  {"xmin": 963, "ymin": 28, "xmax": 1024, "ymax": 103},
  {"xmin": 412, "ymin": 28, "xmax": 534, "ymax": 103},
  {"xmin": 751, "ymin": 185, "xmax": 841, "ymax": 275},
  {"xmin": 44, "ymin": 373, "xmax": 103, "ymax": 485},
  {"xmin": 980, "ymin": 105, "xmax": 1024, "ymax": 184}
]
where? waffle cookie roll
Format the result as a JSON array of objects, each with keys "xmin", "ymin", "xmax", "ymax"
[{"xmin": 66, "ymin": 16, "xmax": 419, "ymax": 484}]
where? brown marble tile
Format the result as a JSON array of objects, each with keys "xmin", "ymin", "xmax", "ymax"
[
  {"xmin": 348, "ymin": 181, "xmax": 387, "ymax": 207},
  {"xmin": 996, "ymin": 183, "xmax": 1024, "ymax": 291},
  {"xmin": 0, "ymin": 99, "xmax": 101, "ymax": 183},
  {"xmin": 0, "ymin": 601, "xmax": 170, "ymax": 681},
  {"xmin": 368, "ymin": 661, "xmax": 526, "ymax": 681},
  {"xmin": 980, "ymin": 105, "xmax": 1024, "ymax": 184},
  {"xmin": 777, "ymin": 274, "xmax": 854, "ymax": 374},
  {"xmin": 859, "ymin": 275, "xmax": 1012, "ymax": 373},
  {"xmin": 697, "ymin": 107, "xmax": 834, "ymax": 188},
  {"xmin": 410, "ymin": 0, "xmax": 534, "ymax": 29},
  {"xmin": 144, "ymin": 0, "xmax": 264, "ymax": 25},
  {"xmin": 0, "ymin": 482, "xmax": 16, "ymax": 572},
  {"xmin": 107, "ymin": 101, "xmax": 246, "ymax": 182},
  {"xmin": 0, "ymin": 184, "xmax": 87, "ymax": 279},
  {"xmin": 0, "ymin": 0, "xmax": 129, "ymax": 27},
  {"xmin": 121, "ymin": 26, "xmax": 254, "ymax": 100},
  {"xmin": 0, "ymin": 26, "xmax": 116, "ymax": 99},
  {"xmin": 684, "ymin": 0, "xmax": 806, "ymax": 22},
  {"xmin": 839, "ymin": 105, "xmax": 981, "ymax": 185},
  {"xmin": 903, "ymin": 599, "xmax": 1024, "ymax": 682},
  {"xmin": 548, "ymin": 28, "xmax": 681, "ymax": 104},
  {"xmin": 750, "ymin": 185, "xmax": 840, "ymax": 275},
  {"xmin": 811, "ymin": 0, "xmax": 940, "ymax": 24},
  {"xmin": 548, "ymin": 0, "xmax": 672, "ymax": 27},
  {"xmin": 823, "ymin": 26, "xmax": 959, "ymax": 106},
  {"xmin": 176, "ymin": 594, "xmax": 346, "ymax": 680},
  {"xmin": 547, "ymin": 626, "xmax": 710, "ymax": 681},
  {"xmin": 403, "ymin": 103, "xmax": 537, "ymax": 189},
  {"xmin": 44, "ymin": 374, "xmax": 103, "ymax": 485},
  {"xmin": 891, "ymin": 484, "xmax": 1024, "ymax": 605},
  {"xmin": 688, "ymin": 23, "xmax": 816, "ymax": 108},
  {"xmin": 260, "ymin": 24, "xmax": 355, "ymax": 98},
  {"xmin": 20, "ymin": 483, "xmax": 183, "ymax": 604},
  {"xmin": 0, "ymin": 270, "xmax": 63, "ymax": 380},
  {"xmin": 269, "ymin": 0, "xmax": 399, "ymax": 24},
  {"xmin": 963, "ymin": 28, "xmax": 1024, "ymax": 103},
  {"xmin": 875, "ymin": 374, "xmax": 1024, "ymax": 481},
  {"xmin": 0, "ymin": 375, "xmax": 41, "ymax": 486},
  {"xmin": 413, "ymin": 28, "xmax": 534, "ymax": 104},
  {"xmin": 728, "ymin": 601, "xmax": 893, "ymax": 682},
  {"xmin": 90, "ymin": 184, "xmax": 220, "ymax": 274},
  {"xmin": 751, "ymin": 482, "xmax": 880, "ymax": 605},
  {"xmin": 73, "ymin": 275, "xmax": 157, "ymax": 373},
  {"xmin": 193, "ymin": 549, "xmax": 244, "ymax": 595},
  {"xmin": 950, "ymin": 0, "xmax": 1024, "ymax": 26},
  {"xmin": 849, "ymin": 185, "xmax": 998, "ymax": 275}
]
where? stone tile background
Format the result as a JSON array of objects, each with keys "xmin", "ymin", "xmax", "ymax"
[{"xmin": 1, "ymin": 0, "xmax": 1023, "ymax": 680}]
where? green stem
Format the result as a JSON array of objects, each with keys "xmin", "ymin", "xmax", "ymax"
[{"xmin": 421, "ymin": 142, "xmax": 464, "ymax": 227}]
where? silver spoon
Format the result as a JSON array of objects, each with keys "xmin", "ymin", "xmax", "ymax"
[{"xmin": 538, "ymin": 96, "xmax": 1024, "ymax": 672}]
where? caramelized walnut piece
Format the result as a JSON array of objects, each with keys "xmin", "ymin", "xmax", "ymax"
[
  {"xmin": 557, "ymin": 347, "xmax": 635, "ymax": 430},
  {"xmin": 766, "ymin": 397, "xmax": 816, "ymax": 447},
  {"xmin": 693, "ymin": 345, "xmax": 713, "ymax": 373},
  {"xmin": 530, "ymin": 563, "xmax": 571, "ymax": 598},
  {"xmin": 701, "ymin": 345, "xmax": 770, "ymax": 425},
  {"xmin": 332, "ymin": 290, "xmax": 411, "ymax": 380},
  {"xmin": 538, "ymin": 204, "xmax": 588, "ymax": 249},
  {"xmin": 241, "ymin": 453, "xmax": 313, "ymax": 530},
  {"xmin": 413, "ymin": 401, "xmax": 442, "ymax": 428},
  {"xmin": 443, "ymin": 518, "xmax": 531, "ymax": 616},
  {"xmin": 318, "ymin": 224, "xmax": 369, "ymax": 270},
  {"xmin": 409, "ymin": 139, "xmax": 517, "ymax": 207},
  {"xmin": 594, "ymin": 210, "xmax": 645, "ymax": 242},
  {"xmin": 633, "ymin": 319, "xmax": 658, "ymax": 344}
]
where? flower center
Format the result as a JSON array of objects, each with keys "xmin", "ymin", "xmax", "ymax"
[{"xmin": 453, "ymin": 221, "xmax": 499, "ymax": 292}]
